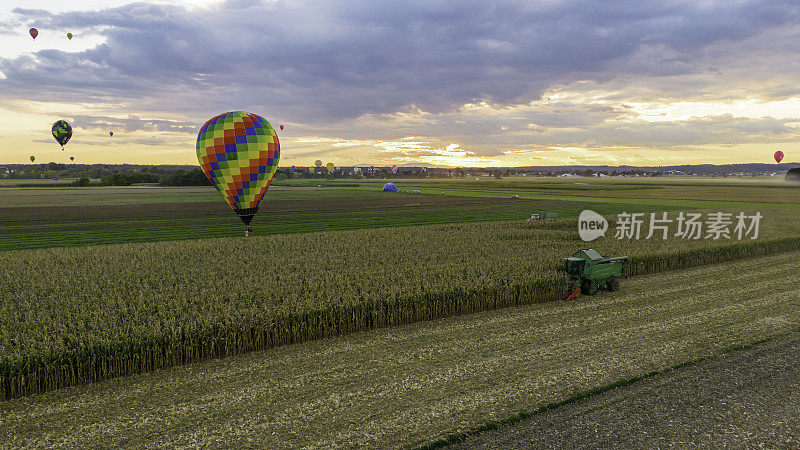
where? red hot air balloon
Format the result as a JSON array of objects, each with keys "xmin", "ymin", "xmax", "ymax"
[
  {"xmin": 279, "ymin": 124, "xmax": 284, "ymax": 130},
  {"xmin": 774, "ymin": 151, "xmax": 784, "ymax": 163},
  {"xmin": 29, "ymin": 28, "xmax": 38, "ymax": 39}
]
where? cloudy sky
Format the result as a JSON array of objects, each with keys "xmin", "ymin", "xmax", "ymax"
[{"xmin": 0, "ymin": 0, "xmax": 798, "ymax": 167}]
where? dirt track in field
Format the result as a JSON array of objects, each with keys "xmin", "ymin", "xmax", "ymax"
[{"xmin": 455, "ymin": 331, "xmax": 800, "ymax": 449}]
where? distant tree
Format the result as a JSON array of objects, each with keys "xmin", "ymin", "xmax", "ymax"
[
  {"xmin": 158, "ymin": 169, "xmax": 212, "ymax": 186},
  {"xmin": 102, "ymin": 171, "xmax": 159, "ymax": 186},
  {"xmin": 275, "ymin": 172, "xmax": 288, "ymax": 182},
  {"xmin": 494, "ymin": 170, "xmax": 503, "ymax": 179},
  {"xmin": 786, "ymin": 168, "xmax": 800, "ymax": 182},
  {"xmin": 73, "ymin": 177, "xmax": 91, "ymax": 187}
]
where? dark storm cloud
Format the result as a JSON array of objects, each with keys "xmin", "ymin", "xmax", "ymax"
[{"xmin": 1, "ymin": 0, "xmax": 799, "ymax": 125}]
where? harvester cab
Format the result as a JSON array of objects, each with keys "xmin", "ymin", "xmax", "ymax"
[{"xmin": 564, "ymin": 249, "xmax": 629, "ymax": 300}]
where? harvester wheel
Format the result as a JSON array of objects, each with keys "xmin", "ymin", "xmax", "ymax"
[
  {"xmin": 607, "ymin": 277, "xmax": 620, "ymax": 292},
  {"xmin": 581, "ymin": 279, "xmax": 596, "ymax": 296}
]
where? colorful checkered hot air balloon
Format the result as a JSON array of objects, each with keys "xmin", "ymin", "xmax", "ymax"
[
  {"xmin": 391, "ymin": 164, "xmax": 398, "ymax": 173},
  {"xmin": 196, "ymin": 111, "xmax": 280, "ymax": 228}
]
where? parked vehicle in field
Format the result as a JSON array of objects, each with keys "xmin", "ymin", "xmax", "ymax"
[
  {"xmin": 563, "ymin": 249, "xmax": 628, "ymax": 299},
  {"xmin": 528, "ymin": 211, "xmax": 559, "ymax": 221}
]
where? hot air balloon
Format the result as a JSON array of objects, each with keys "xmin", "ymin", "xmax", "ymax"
[
  {"xmin": 290, "ymin": 165, "xmax": 296, "ymax": 171},
  {"xmin": 67, "ymin": 32, "xmax": 73, "ymax": 40},
  {"xmin": 391, "ymin": 164, "xmax": 398, "ymax": 173},
  {"xmin": 109, "ymin": 131, "xmax": 114, "ymax": 137},
  {"xmin": 309, "ymin": 166, "xmax": 314, "ymax": 173},
  {"xmin": 280, "ymin": 124, "xmax": 284, "ymax": 130},
  {"xmin": 51, "ymin": 120, "xmax": 72, "ymax": 150},
  {"xmin": 196, "ymin": 111, "xmax": 280, "ymax": 229},
  {"xmin": 326, "ymin": 162, "xmax": 334, "ymax": 173},
  {"xmin": 774, "ymin": 151, "xmax": 784, "ymax": 163},
  {"xmin": 69, "ymin": 156, "xmax": 74, "ymax": 161},
  {"xmin": 314, "ymin": 160, "xmax": 322, "ymax": 167},
  {"xmin": 30, "ymin": 155, "xmax": 35, "ymax": 162},
  {"xmin": 383, "ymin": 182, "xmax": 399, "ymax": 192},
  {"xmin": 29, "ymin": 28, "xmax": 38, "ymax": 39}
]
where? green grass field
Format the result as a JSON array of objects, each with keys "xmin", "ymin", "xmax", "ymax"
[{"xmin": 1, "ymin": 176, "xmax": 797, "ymax": 251}]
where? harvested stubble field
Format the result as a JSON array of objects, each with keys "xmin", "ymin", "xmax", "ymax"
[
  {"xmin": 1, "ymin": 209, "xmax": 799, "ymax": 399},
  {"xmin": 1, "ymin": 250, "xmax": 798, "ymax": 448}
]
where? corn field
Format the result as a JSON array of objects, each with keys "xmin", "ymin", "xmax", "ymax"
[{"xmin": 1, "ymin": 209, "xmax": 799, "ymax": 399}]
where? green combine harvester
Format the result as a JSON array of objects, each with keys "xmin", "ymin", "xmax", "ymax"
[{"xmin": 563, "ymin": 249, "xmax": 629, "ymax": 299}]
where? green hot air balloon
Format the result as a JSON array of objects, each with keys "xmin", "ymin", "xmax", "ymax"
[
  {"xmin": 51, "ymin": 120, "xmax": 72, "ymax": 150},
  {"xmin": 309, "ymin": 166, "xmax": 314, "ymax": 173},
  {"xmin": 67, "ymin": 32, "xmax": 73, "ymax": 40},
  {"xmin": 30, "ymin": 155, "xmax": 35, "ymax": 162},
  {"xmin": 326, "ymin": 162, "xmax": 334, "ymax": 173},
  {"xmin": 196, "ymin": 111, "xmax": 280, "ymax": 229}
]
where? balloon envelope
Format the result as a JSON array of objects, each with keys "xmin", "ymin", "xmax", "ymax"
[
  {"xmin": 70, "ymin": 156, "xmax": 74, "ymax": 161},
  {"xmin": 67, "ymin": 32, "xmax": 73, "ymax": 40},
  {"xmin": 391, "ymin": 164, "xmax": 398, "ymax": 173},
  {"xmin": 326, "ymin": 162, "xmax": 334, "ymax": 172},
  {"xmin": 196, "ymin": 111, "xmax": 280, "ymax": 226},
  {"xmin": 279, "ymin": 124, "xmax": 284, "ymax": 130},
  {"xmin": 109, "ymin": 131, "xmax": 113, "ymax": 137},
  {"xmin": 29, "ymin": 28, "xmax": 37, "ymax": 39},
  {"xmin": 383, "ymin": 182, "xmax": 399, "ymax": 193},
  {"xmin": 30, "ymin": 155, "xmax": 35, "ymax": 162},
  {"xmin": 51, "ymin": 120, "xmax": 72, "ymax": 149},
  {"xmin": 314, "ymin": 160, "xmax": 322, "ymax": 167},
  {"xmin": 774, "ymin": 151, "xmax": 784, "ymax": 163}
]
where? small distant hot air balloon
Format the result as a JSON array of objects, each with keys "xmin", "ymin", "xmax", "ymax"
[
  {"xmin": 70, "ymin": 156, "xmax": 74, "ymax": 161},
  {"xmin": 279, "ymin": 124, "xmax": 284, "ymax": 130},
  {"xmin": 290, "ymin": 165, "xmax": 296, "ymax": 171},
  {"xmin": 51, "ymin": 120, "xmax": 72, "ymax": 150},
  {"xmin": 196, "ymin": 111, "xmax": 280, "ymax": 229},
  {"xmin": 309, "ymin": 166, "xmax": 314, "ymax": 173},
  {"xmin": 30, "ymin": 155, "xmax": 35, "ymax": 162},
  {"xmin": 774, "ymin": 151, "xmax": 784, "ymax": 163},
  {"xmin": 326, "ymin": 162, "xmax": 334, "ymax": 173},
  {"xmin": 109, "ymin": 131, "xmax": 114, "ymax": 137},
  {"xmin": 67, "ymin": 32, "xmax": 73, "ymax": 40},
  {"xmin": 391, "ymin": 164, "xmax": 398, "ymax": 173},
  {"xmin": 315, "ymin": 160, "xmax": 322, "ymax": 168},
  {"xmin": 29, "ymin": 28, "xmax": 38, "ymax": 39}
]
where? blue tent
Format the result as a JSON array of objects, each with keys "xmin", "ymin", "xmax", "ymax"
[{"xmin": 382, "ymin": 182, "xmax": 399, "ymax": 192}]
